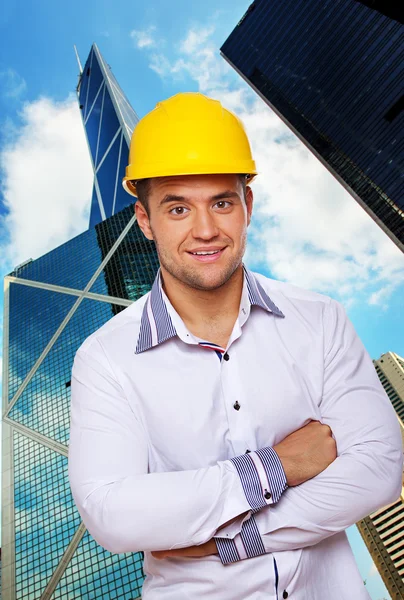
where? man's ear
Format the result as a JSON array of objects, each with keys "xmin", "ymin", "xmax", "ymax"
[
  {"xmin": 135, "ymin": 201, "xmax": 154, "ymax": 240},
  {"xmin": 245, "ymin": 186, "xmax": 253, "ymax": 227}
]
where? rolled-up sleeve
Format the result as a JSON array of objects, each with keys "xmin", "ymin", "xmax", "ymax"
[
  {"xmin": 215, "ymin": 298, "xmax": 403, "ymax": 558},
  {"xmin": 67, "ymin": 339, "xmax": 286, "ymax": 554}
]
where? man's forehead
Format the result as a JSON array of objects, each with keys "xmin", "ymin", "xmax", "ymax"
[{"xmin": 150, "ymin": 173, "xmax": 242, "ymax": 196}]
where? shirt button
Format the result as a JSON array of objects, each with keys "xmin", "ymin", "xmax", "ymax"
[
  {"xmin": 223, "ymin": 352, "xmax": 230, "ymax": 361},
  {"xmin": 264, "ymin": 490, "xmax": 272, "ymax": 499},
  {"xmin": 245, "ymin": 449, "xmax": 251, "ymax": 453},
  {"xmin": 283, "ymin": 591, "xmax": 288, "ymax": 599},
  {"xmin": 233, "ymin": 401, "xmax": 240, "ymax": 411}
]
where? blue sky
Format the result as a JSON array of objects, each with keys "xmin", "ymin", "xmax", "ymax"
[{"xmin": 1, "ymin": 1, "xmax": 403, "ymax": 598}]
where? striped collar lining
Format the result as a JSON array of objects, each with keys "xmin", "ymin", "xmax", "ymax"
[{"xmin": 135, "ymin": 266, "xmax": 284, "ymax": 354}]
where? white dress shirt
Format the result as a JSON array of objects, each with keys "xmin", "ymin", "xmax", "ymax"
[{"xmin": 68, "ymin": 266, "xmax": 403, "ymax": 600}]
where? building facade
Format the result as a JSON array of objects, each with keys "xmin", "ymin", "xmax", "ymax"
[
  {"xmin": 357, "ymin": 352, "xmax": 404, "ymax": 599},
  {"xmin": 221, "ymin": 0, "xmax": 404, "ymax": 252},
  {"xmin": 77, "ymin": 43, "xmax": 139, "ymax": 229},
  {"xmin": 1, "ymin": 45, "xmax": 159, "ymax": 599},
  {"xmin": 1, "ymin": 206, "xmax": 159, "ymax": 599}
]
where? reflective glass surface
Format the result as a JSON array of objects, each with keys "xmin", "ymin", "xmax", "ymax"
[
  {"xmin": 7, "ymin": 203, "xmax": 158, "ymax": 598},
  {"xmin": 221, "ymin": 0, "xmax": 404, "ymax": 246},
  {"xmin": 77, "ymin": 44, "xmax": 140, "ymax": 228},
  {"xmin": 8, "ymin": 285, "xmax": 77, "ymax": 402},
  {"xmin": 96, "ymin": 87, "xmax": 120, "ymax": 168},
  {"xmin": 86, "ymin": 84, "xmax": 104, "ymax": 164},
  {"xmin": 86, "ymin": 54, "xmax": 104, "ymax": 121},
  {"xmin": 96, "ymin": 133, "xmax": 121, "ymax": 218},
  {"xmin": 112, "ymin": 137, "xmax": 133, "ymax": 216},
  {"xmin": 8, "ymin": 206, "xmax": 135, "ymax": 288},
  {"xmin": 14, "ymin": 432, "xmax": 82, "ymax": 599},
  {"xmin": 9, "ymin": 298, "xmax": 119, "ymax": 445},
  {"xmin": 51, "ymin": 530, "xmax": 144, "ymax": 600},
  {"xmin": 89, "ymin": 187, "xmax": 103, "ymax": 229},
  {"xmin": 90, "ymin": 215, "xmax": 159, "ymax": 301},
  {"xmin": 78, "ymin": 53, "xmax": 91, "ymax": 115}
]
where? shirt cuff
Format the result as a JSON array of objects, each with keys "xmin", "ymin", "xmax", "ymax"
[
  {"xmin": 230, "ymin": 446, "xmax": 288, "ymax": 512},
  {"xmin": 214, "ymin": 514, "xmax": 266, "ymax": 564}
]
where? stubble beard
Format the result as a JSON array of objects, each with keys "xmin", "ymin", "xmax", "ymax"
[{"xmin": 152, "ymin": 230, "xmax": 247, "ymax": 292}]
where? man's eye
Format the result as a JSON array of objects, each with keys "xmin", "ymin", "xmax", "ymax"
[
  {"xmin": 214, "ymin": 200, "xmax": 231, "ymax": 209},
  {"xmin": 169, "ymin": 206, "xmax": 189, "ymax": 215}
]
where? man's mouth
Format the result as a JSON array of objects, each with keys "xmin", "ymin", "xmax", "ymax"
[
  {"xmin": 186, "ymin": 247, "xmax": 227, "ymax": 262},
  {"xmin": 190, "ymin": 250, "xmax": 221, "ymax": 256}
]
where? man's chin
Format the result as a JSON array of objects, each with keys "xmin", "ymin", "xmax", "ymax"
[{"xmin": 180, "ymin": 266, "xmax": 239, "ymax": 292}]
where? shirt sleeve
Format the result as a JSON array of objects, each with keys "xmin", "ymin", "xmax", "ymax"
[
  {"xmin": 213, "ymin": 298, "xmax": 403, "ymax": 563},
  {"xmin": 68, "ymin": 339, "xmax": 287, "ymax": 554}
]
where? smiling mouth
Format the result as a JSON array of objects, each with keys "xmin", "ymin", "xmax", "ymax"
[
  {"xmin": 189, "ymin": 249, "xmax": 222, "ymax": 256},
  {"xmin": 186, "ymin": 247, "xmax": 227, "ymax": 261}
]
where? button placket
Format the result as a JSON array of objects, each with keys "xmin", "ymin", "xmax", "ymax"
[{"xmin": 220, "ymin": 343, "xmax": 255, "ymax": 457}]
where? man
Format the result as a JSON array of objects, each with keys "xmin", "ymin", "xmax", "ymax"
[{"xmin": 68, "ymin": 92, "xmax": 403, "ymax": 600}]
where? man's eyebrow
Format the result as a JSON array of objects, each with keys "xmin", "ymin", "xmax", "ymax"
[{"xmin": 159, "ymin": 190, "xmax": 240, "ymax": 206}]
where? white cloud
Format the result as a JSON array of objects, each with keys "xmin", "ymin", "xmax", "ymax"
[
  {"xmin": 0, "ymin": 68, "xmax": 27, "ymax": 98},
  {"xmin": 0, "ymin": 93, "xmax": 93, "ymax": 274},
  {"xmin": 179, "ymin": 26, "xmax": 215, "ymax": 55},
  {"xmin": 130, "ymin": 26, "xmax": 157, "ymax": 49},
  {"xmin": 141, "ymin": 24, "xmax": 404, "ymax": 306}
]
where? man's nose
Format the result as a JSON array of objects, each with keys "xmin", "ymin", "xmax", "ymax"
[{"xmin": 192, "ymin": 208, "xmax": 220, "ymax": 239}]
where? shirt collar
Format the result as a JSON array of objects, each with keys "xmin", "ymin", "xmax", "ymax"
[{"xmin": 135, "ymin": 265, "xmax": 284, "ymax": 354}]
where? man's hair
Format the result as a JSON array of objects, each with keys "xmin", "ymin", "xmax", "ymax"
[{"xmin": 132, "ymin": 175, "xmax": 248, "ymax": 216}]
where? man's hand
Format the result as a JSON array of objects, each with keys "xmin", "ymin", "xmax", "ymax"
[
  {"xmin": 151, "ymin": 422, "xmax": 337, "ymax": 559},
  {"xmin": 151, "ymin": 538, "xmax": 218, "ymax": 559},
  {"xmin": 274, "ymin": 419, "xmax": 337, "ymax": 487}
]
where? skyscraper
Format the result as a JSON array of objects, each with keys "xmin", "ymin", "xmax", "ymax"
[
  {"xmin": 77, "ymin": 43, "xmax": 139, "ymax": 228},
  {"xmin": 357, "ymin": 352, "xmax": 404, "ymax": 599},
  {"xmin": 1, "ymin": 46, "xmax": 159, "ymax": 599},
  {"xmin": 221, "ymin": 0, "xmax": 404, "ymax": 252}
]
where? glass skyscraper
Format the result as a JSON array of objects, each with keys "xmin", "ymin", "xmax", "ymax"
[
  {"xmin": 221, "ymin": 0, "xmax": 404, "ymax": 252},
  {"xmin": 1, "ymin": 46, "xmax": 159, "ymax": 599},
  {"xmin": 78, "ymin": 43, "xmax": 139, "ymax": 228}
]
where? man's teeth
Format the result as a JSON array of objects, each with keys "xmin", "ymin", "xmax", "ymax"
[{"xmin": 192, "ymin": 250, "xmax": 220, "ymax": 255}]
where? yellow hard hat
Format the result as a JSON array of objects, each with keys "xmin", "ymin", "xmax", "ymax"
[{"xmin": 122, "ymin": 92, "xmax": 257, "ymax": 197}]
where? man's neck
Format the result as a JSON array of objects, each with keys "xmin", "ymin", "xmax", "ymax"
[{"xmin": 160, "ymin": 265, "xmax": 244, "ymax": 348}]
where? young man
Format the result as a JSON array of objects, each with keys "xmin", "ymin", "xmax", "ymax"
[{"xmin": 68, "ymin": 92, "xmax": 403, "ymax": 600}]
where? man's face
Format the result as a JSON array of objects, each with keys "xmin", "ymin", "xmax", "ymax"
[{"xmin": 135, "ymin": 173, "xmax": 253, "ymax": 291}]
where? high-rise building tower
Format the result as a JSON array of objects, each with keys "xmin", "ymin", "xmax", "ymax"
[
  {"xmin": 1, "ymin": 46, "xmax": 159, "ymax": 599},
  {"xmin": 357, "ymin": 352, "xmax": 404, "ymax": 599},
  {"xmin": 77, "ymin": 43, "xmax": 139, "ymax": 228},
  {"xmin": 221, "ymin": 0, "xmax": 404, "ymax": 252}
]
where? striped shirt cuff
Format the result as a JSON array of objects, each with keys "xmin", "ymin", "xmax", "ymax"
[
  {"xmin": 214, "ymin": 514, "xmax": 266, "ymax": 564},
  {"xmin": 230, "ymin": 446, "xmax": 288, "ymax": 512}
]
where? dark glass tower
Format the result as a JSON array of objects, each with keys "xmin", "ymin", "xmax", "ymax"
[
  {"xmin": 77, "ymin": 43, "xmax": 139, "ymax": 228},
  {"xmin": 221, "ymin": 0, "xmax": 404, "ymax": 252},
  {"xmin": 1, "ymin": 46, "xmax": 160, "ymax": 599}
]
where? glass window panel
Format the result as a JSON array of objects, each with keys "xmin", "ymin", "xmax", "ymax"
[
  {"xmin": 52, "ymin": 530, "xmax": 145, "ymax": 600},
  {"xmin": 112, "ymin": 138, "xmax": 133, "ymax": 215},
  {"xmin": 85, "ymin": 53, "xmax": 104, "ymax": 121},
  {"xmin": 8, "ymin": 284, "xmax": 77, "ymax": 403},
  {"xmin": 14, "ymin": 432, "xmax": 82, "ymax": 599},
  {"xmin": 89, "ymin": 186, "xmax": 103, "ymax": 229},
  {"xmin": 85, "ymin": 84, "xmax": 104, "ymax": 164},
  {"xmin": 90, "ymin": 217, "xmax": 159, "ymax": 300},
  {"xmin": 96, "ymin": 88, "xmax": 120, "ymax": 167},
  {"xmin": 9, "ymin": 297, "xmax": 120, "ymax": 444},
  {"xmin": 7, "ymin": 205, "xmax": 133, "ymax": 289},
  {"xmin": 78, "ymin": 51, "xmax": 92, "ymax": 113},
  {"xmin": 96, "ymin": 134, "xmax": 121, "ymax": 218}
]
